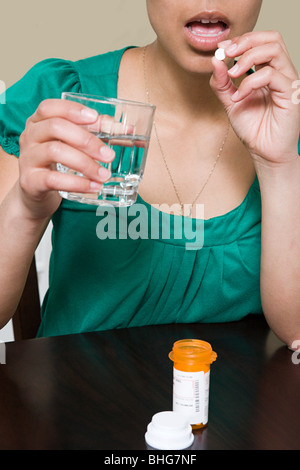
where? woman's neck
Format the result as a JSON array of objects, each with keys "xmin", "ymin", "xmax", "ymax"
[{"xmin": 145, "ymin": 40, "xmax": 226, "ymax": 121}]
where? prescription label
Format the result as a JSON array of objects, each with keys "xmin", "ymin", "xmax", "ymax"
[{"xmin": 172, "ymin": 368, "xmax": 210, "ymax": 425}]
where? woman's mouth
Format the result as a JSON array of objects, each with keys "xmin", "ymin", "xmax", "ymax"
[
  {"xmin": 188, "ymin": 20, "xmax": 227, "ymax": 37},
  {"xmin": 184, "ymin": 14, "xmax": 231, "ymax": 52}
]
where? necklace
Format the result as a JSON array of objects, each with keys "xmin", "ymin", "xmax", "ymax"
[{"xmin": 142, "ymin": 46, "xmax": 230, "ymax": 217}]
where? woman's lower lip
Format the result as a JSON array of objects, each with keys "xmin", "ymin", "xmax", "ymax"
[{"xmin": 184, "ymin": 25, "xmax": 231, "ymax": 51}]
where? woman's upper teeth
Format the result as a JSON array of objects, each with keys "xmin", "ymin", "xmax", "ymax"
[
  {"xmin": 199, "ymin": 19, "xmax": 219, "ymax": 24},
  {"xmin": 187, "ymin": 19, "xmax": 226, "ymax": 37}
]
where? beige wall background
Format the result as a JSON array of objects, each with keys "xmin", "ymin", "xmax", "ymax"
[{"xmin": 1, "ymin": 0, "xmax": 299, "ymax": 88}]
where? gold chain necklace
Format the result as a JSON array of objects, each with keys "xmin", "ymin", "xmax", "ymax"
[{"xmin": 142, "ymin": 46, "xmax": 230, "ymax": 217}]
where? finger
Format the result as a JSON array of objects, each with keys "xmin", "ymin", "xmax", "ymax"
[
  {"xmin": 219, "ymin": 30, "xmax": 290, "ymax": 58},
  {"xmin": 231, "ymin": 66, "xmax": 293, "ymax": 103},
  {"xmin": 31, "ymin": 100, "xmax": 136, "ymax": 136},
  {"xmin": 88, "ymin": 115, "xmax": 135, "ymax": 136},
  {"xmin": 30, "ymin": 99, "xmax": 99, "ymax": 124},
  {"xmin": 210, "ymin": 57, "xmax": 237, "ymax": 109},
  {"xmin": 37, "ymin": 141, "xmax": 111, "ymax": 183},
  {"xmin": 27, "ymin": 117, "xmax": 115, "ymax": 163},
  {"xmin": 227, "ymin": 43, "xmax": 298, "ymax": 81},
  {"xmin": 34, "ymin": 169, "xmax": 104, "ymax": 195}
]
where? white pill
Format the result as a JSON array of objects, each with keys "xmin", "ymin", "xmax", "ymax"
[{"xmin": 215, "ymin": 48, "xmax": 226, "ymax": 61}]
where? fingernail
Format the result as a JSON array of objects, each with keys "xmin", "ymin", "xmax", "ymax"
[
  {"xmin": 90, "ymin": 181, "xmax": 102, "ymax": 190},
  {"xmin": 100, "ymin": 145, "xmax": 115, "ymax": 161},
  {"xmin": 98, "ymin": 166, "xmax": 111, "ymax": 181},
  {"xmin": 81, "ymin": 107, "xmax": 98, "ymax": 120},
  {"xmin": 218, "ymin": 39, "xmax": 232, "ymax": 48},
  {"xmin": 228, "ymin": 63, "xmax": 239, "ymax": 75},
  {"xmin": 226, "ymin": 43, "xmax": 238, "ymax": 55},
  {"xmin": 231, "ymin": 90, "xmax": 240, "ymax": 101}
]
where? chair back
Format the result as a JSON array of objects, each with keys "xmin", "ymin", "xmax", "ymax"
[{"xmin": 13, "ymin": 257, "xmax": 41, "ymax": 340}]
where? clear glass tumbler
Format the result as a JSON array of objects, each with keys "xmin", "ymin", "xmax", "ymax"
[{"xmin": 57, "ymin": 92, "xmax": 155, "ymax": 207}]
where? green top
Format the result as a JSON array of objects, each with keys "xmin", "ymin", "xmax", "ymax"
[{"xmin": 0, "ymin": 47, "xmax": 264, "ymax": 338}]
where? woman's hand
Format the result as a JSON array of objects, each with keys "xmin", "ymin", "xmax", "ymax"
[
  {"xmin": 18, "ymin": 99, "xmax": 115, "ymax": 220},
  {"xmin": 210, "ymin": 31, "xmax": 300, "ymax": 168}
]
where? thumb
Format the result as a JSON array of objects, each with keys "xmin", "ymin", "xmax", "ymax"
[{"xmin": 210, "ymin": 57, "xmax": 237, "ymax": 110}]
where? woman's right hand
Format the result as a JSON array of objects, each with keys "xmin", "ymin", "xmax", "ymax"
[{"xmin": 17, "ymin": 98, "xmax": 115, "ymax": 220}]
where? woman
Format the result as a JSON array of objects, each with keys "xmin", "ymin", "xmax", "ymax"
[{"xmin": 0, "ymin": 0, "xmax": 299, "ymax": 346}]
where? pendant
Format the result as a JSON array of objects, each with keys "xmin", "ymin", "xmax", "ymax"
[
  {"xmin": 186, "ymin": 205, "xmax": 193, "ymax": 217},
  {"xmin": 181, "ymin": 204, "xmax": 193, "ymax": 217}
]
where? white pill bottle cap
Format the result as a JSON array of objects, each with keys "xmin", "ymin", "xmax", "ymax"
[{"xmin": 145, "ymin": 411, "xmax": 194, "ymax": 450}]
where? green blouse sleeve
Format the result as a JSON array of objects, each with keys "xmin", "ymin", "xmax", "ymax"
[{"xmin": 0, "ymin": 58, "xmax": 82, "ymax": 157}]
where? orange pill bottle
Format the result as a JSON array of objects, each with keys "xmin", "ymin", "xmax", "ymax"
[{"xmin": 169, "ymin": 339, "xmax": 217, "ymax": 430}]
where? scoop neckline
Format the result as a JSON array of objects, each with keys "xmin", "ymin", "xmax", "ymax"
[{"xmin": 137, "ymin": 175, "xmax": 258, "ymax": 223}]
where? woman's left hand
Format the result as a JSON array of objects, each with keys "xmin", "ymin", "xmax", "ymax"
[{"xmin": 210, "ymin": 31, "xmax": 300, "ymax": 167}]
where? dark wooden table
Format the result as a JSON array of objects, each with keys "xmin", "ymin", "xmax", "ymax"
[{"xmin": 0, "ymin": 315, "xmax": 299, "ymax": 450}]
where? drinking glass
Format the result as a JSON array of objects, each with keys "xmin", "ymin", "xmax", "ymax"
[{"xmin": 57, "ymin": 92, "xmax": 155, "ymax": 206}]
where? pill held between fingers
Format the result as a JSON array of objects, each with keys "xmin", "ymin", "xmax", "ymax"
[{"xmin": 215, "ymin": 48, "xmax": 226, "ymax": 61}]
